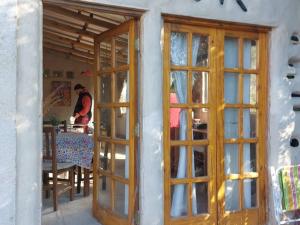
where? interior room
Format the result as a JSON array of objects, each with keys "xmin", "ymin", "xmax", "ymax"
[{"xmin": 41, "ymin": 1, "xmax": 137, "ymax": 225}]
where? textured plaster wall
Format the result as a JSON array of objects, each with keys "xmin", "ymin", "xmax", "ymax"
[
  {"xmin": 15, "ymin": 1, "xmax": 42, "ymax": 225},
  {"xmin": 2, "ymin": 0, "xmax": 300, "ymax": 225},
  {"xmin": 0, "ymin": 1, "xmax": 17, "ymax": 225}
]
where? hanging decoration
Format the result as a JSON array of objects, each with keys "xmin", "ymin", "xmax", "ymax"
[{"xmin": 194, "ymin": 0, "xmax": 248, "ymax": 12}]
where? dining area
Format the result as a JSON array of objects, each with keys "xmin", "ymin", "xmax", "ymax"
[{"xmin": 42, "ymin": 122, "xmax": 94, "ymax": 207}]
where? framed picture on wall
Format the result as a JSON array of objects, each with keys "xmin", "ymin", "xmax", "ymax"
[
  {"xmin": 51, "ymin": 81, "xmax": 71, "ymax": 106},
  {"xmin": 66, "ymin": 71, "xmax": 74, "ymax": 79}
]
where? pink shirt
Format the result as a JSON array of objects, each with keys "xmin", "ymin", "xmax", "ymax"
[{"xmin": 170, "ymin": 93, "xmax": 180, "ymax": 128}]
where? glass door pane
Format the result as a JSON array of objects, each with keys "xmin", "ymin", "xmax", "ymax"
[{"xmin": 94, "ymin": 20, "xmax": 136, "ymax": 225}]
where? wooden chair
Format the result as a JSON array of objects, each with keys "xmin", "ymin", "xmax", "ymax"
[{"xmin": 42, "ymin": 126, "xmax": 75, "ymax": 211}]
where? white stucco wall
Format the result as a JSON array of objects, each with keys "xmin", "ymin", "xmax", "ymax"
[
  {"xmin": 2, "ymin": 0, "xmax": 300, "ymax": 225},
  {"xmin": 0, "ymin": 1, "xmax": 17, "ymax": 225}
]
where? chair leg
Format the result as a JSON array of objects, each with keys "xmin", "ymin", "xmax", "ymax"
[
  {"xmin": 43, "ymin": 173, "xmax": 50, "ymax": 199},
  {"xmin": 69, "ymin": 168, "xmax": 75, "ymax": 201},
  {"xmin": 77, "ymin": 166, "xmax": 82, "ymax": 194},
  {"xmin": 53, "ymin": 176, "xmax": 58, "ymax": 211},
  {"xmin": 83, "ymin": 168, "xmax": 90, "ymax": 197}
]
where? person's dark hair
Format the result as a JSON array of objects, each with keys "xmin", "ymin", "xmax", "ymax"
[{"xmin": 74, "ymin": 83, "xmax": 85, "ymax": 90}]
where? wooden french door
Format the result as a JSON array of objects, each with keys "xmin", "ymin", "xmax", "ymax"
[
  {"xmin": 163, "ymin": 18, "xmax": 268, "ymax": 225},
  {"xmin": 93, "ymin": 19, "xmax": 137, "ymax": 225}
]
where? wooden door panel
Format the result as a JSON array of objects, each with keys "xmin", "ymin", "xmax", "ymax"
[
  {"xmin": 93, "ymin": 19, "xmax": 137, "ymax": 225},
  {"xmin": 163, "ymin": 19, "xmax": 268, "ymax": 225}
]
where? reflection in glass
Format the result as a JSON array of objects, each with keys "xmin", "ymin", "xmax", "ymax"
[
  {"xmin": 115, "ymin": 33, "xmax": 128, "ymax": 67},
  {"xmin": 99, "ymin": 142, "xmax": 111, "ymax": 171},
  {"xmin": 193, "ymin": 146, "xmax": 208, "ymax": 177},
  {"xmin": 192, "ymin": 34, "xmax": 208, "ymax": 67},
  {"xmin": 170, "ymin": 109, "xmax": 187, "ymax": 140},
  {"xmin": 225, "ymin": 180, "xmax": 239, "ymax": 211},
  {"xmin": 171, "ymin": 184, "xmax": 188, "ymax": 217},
  {"xmin": 192, "ymin": 72, "xmax": 208, "ymax": 104},
  {"xmin": 98, "ymin": 176, "xmax": 111, "ymax": 208},
  {"xmin": 244, "ymin": 40, "xmax": 257, "ymax": 70},
  {"xmin": 225, "ymin": 144, "xmax": 239, "ymax": 175},
  {"xmin": 100, "ymin": 108, "xmax": 111, "ymax": 137},
  {"xmin": 224, "ymin": 108, "xmax": 239, "ymax": 139},
  {"xmin": 224, "ymin": 37, "xmax": 238, "ymax": 68},
  {"xmin": 171, "ymin": 146, "xmax": 187, "ymax": 178},
  {"xmin": 224, "ymin": 73, "xmax": 239, "ymax": 104},
  {"xmin": 100, "ymin": 41, "xmax": 112, "ymax": 70},
  {"xmin": 243, "ymin": 109, "xmax": 256, "ymax": 138},
  {"xmin": 115, "ymin": 108, "xmax": 129, "ymax": 139},
  {"xmin": 244, "ymin": 143, "xmax": 257, "ymax": 172},
  {"xmin": 115, "ymin": 71, "xmax": 129, "ymax": 103},
  {"xmin": 192, "ymin": 182, "xmax": 208, "ymax": 215},
  {"xmin": 115, "ymin": 144, "xmax": 129, "ymax": 178},
  {"xmin": 114, "ymin": 182, "xmax": 128, "ymax": 217},
  {"xmin": 171, "ymin": 32, "xmax": 187, "ymax": 66},
  {"xmin": 192, "ymin": 108, "xmax": 208, "ymax": 140},
  {"xmin": 100, "ymin": 74, "xmax": 111, "ymax": 103},
  {"xmin": 243, "ymin": 74, "xmax": 257, "ymax": 104},
  {"xmin": 170, "ymin": 71, "xmax": 188, "ymax": 103},
  {"xmin": 244, "ymin": 179, "xmax": 257, "ymax": 208}
]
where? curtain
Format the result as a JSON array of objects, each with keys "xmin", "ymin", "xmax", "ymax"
[
  {"xmin": 170, "ymin": 32, "xmax": 201, "ymax": 216},
  {"xmin": 170, "ymin": 32, "xmax": 188, "ymax": 217},
  {"xmin": 243, "ymin": 40, "xmax": 252, "ymax": 208},
  {"xmin": 224, "ymin": 37, "xmax": 239, "ymax": 210},
  {"xmin": 224, "ymin": 38, "xmax": 253, "ymax": 209}
]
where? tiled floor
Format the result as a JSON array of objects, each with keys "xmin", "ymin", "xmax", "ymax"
[{"xmin": 42, "ymin": 190, "xmax": 102, "ymax": 225}]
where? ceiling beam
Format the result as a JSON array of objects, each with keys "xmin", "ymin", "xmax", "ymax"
[
  {"xmin": 44, "ymin": 19, "xmax": 96, "ymax": 38},
  {"xmin": 44, "ymin": 42, "xmax": 94, "ymax": 59},
  {"xmin": 44, "ymin": 31, "xmax": 94, "ymax": 51},
  {"xmin": 44, "ymin": 3, "xmax": 117, "ymax": 29},
  {"xmin": 44, "ymin": 37, "xmax": 94, "ymax": 53},
  {"xmin": 42, "ymin": 0, "xmax": 145, "ymax": 17},
  {"xmin": 44, "ymin": 27, "xmax": 79, "ymax": 39},
  {"xmin": 44, "ymin": 47, "xmax": 94, "ymax": 64}
]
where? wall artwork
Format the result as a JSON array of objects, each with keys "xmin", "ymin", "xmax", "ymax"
[
  {"xmin": 51, "ymin": 81, "xmax": 71, "ymax": 106},
  {"xmin": 66, "ymin": 71, "xmax": 74, "ymax": 79}
]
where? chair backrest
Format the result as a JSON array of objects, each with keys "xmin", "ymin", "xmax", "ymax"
[
  {"xmin": 43, "ymin": 120, "xmax": 67, "ymax": 132},
  {"xmin": 58, "ymin": 120, "xmax": 67, "ymax": 132},
  {"xmin": 43, "ymin": 126, "xmax": 57, "ymax": 173}
]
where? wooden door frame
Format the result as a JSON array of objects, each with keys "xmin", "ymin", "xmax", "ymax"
[
  {"xmin": 93, "ymin": 19, "xmax": 138, "ymax": 225},
  {"xmin": 163, "ymin": 15, "xmax": 270, "ymax": 225}
]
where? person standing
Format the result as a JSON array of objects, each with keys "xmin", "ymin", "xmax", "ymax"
[{"xmin": 73, "ymin": 84, "xmax": 92, "ymax": 133}]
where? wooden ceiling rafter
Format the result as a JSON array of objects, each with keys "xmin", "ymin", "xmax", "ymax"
[
  {"xmin": 44, "ymin": 13, "xmax": 107, "ymax": 35},
  {"xmin": 43, "ymin": 13, "xmax": 84, "ymax": 29},
  {"xmin": 44, "ymin": 42, "xmax": 94, "ymax": 59},
  {"xmin": 82, "ymin": 9, "xmax": 124, "ymax": 24},
  {"xmin": 43, "ymin": 0, "xmax": 145, "ymax": 17},
  {"xmin": 44, "ymin": 3, "xmax": 117, "ymax": 30},
  {"xmin": 44, "ymin": 18, "xmax": 96, "ymax": 38},
  {"xmin": 44, "ymin": 47, "xmax": 94, "ymax": 64},
  {"xmin": 44, "ymin": 27, "xmax": 79, "ymax": 39},
  {"xmin": 43, "ymin": 36, "xmax": 94, "ymax": 53}
]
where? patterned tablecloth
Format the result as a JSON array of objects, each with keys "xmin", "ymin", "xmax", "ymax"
[{"xmin": 56, "ymin": 132, "xmax": 94, "ymax": 169}]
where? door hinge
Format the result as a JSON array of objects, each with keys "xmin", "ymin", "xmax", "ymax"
[
  {"xmin": 135, "ymin": 38, "xmax": 140, "ymax": 51},
  {"xmin": 135, "ymin": 123, "xmax": 140, "ymax": 137}
]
